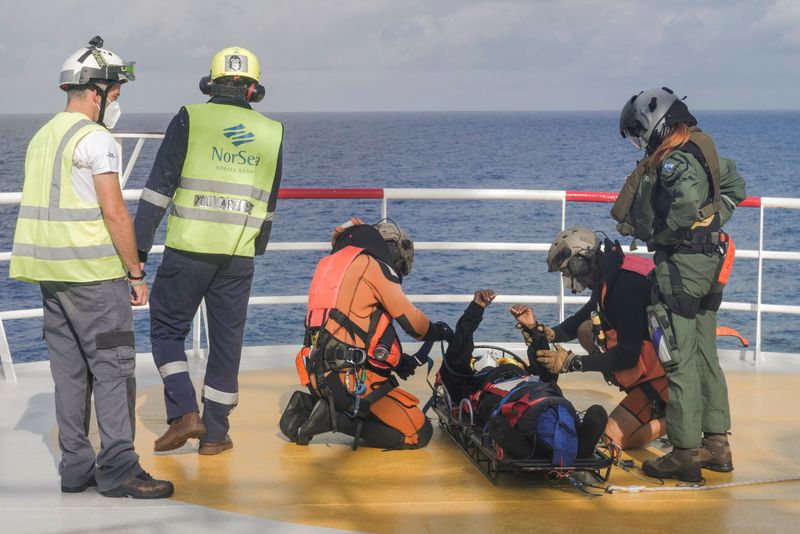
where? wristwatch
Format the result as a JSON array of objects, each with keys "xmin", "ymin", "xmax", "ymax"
[{"xmin": 568, "ymin": 356, "xmax": 583, "ymax": 372}]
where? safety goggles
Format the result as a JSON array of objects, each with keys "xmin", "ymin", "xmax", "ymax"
[{"xmin": 106, "ymin": 61, "xmax": 136, "ymax": 82}]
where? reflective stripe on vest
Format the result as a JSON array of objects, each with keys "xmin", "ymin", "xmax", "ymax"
[
  {"xmin": 601, "ymin": 255, "xmax": 664, "ymax": 390},
  {"xmin": 166, "ymin": 103, "xmax": 283, "ymax": 256},
  {"xmin": 10, "ymin": 112, "xmax": 125, "ymax": 283}
]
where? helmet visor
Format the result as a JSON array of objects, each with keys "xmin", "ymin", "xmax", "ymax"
[
  {"xmin": 108, "ymin": 61, "xmax": 135, "ymax": 82},
  {"xmin": 626, "ymin": 135, "xmax": 646, "ymax": 150}
]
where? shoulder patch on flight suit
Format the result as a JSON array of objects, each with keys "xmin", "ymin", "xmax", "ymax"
[{"xmin": 659, "ymin": 153, "xmax": 690, "ymax": 184}]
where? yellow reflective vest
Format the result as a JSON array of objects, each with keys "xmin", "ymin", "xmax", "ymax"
[
  {"xmin": 165, "ymin": 103, "xmax": 283, "ymax": 256},
  {"xmin": 10, "ymin": 112, "xmax": 125, "ymax": 283}
]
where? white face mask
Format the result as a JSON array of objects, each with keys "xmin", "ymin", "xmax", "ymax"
[{"xmin": 101, "ymin": 100, "xmax": 122, "ymax": 129}]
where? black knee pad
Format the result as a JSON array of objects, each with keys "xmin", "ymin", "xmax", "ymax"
[
  {"xmin": 416, "ymin": 418, "xmax": 433, "ymax": 448},
  {"xmin": 279, "ymin": 390, "xmax": 316, "ymax": 441}
]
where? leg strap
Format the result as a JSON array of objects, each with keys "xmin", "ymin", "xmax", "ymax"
[{"xmin": 639, "ymin": 380, "xmax": 667, "ymax": 419}]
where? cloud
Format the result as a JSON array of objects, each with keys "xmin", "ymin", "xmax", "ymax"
[{"xmin": 0, "ymin": 0, "xmax": 797, "ymax": 112}]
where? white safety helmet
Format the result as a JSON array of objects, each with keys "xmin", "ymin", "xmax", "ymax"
[{"xmin": 59, "ymin": 36, "xmax": 135, "ymax": 91}]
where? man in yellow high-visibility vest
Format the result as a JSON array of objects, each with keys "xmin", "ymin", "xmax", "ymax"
[
  {"xmin": 134, "ymin": 46, "xmax": 283, "ymax": 455},
  {"xmin": 10, "ymin": 36, "xmax": 172, "ymax": 498}
]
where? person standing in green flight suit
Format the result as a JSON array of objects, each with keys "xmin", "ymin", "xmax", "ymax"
[{"xmin": 612, "ymin": 87, "xmax": 746, "ymax": 482}]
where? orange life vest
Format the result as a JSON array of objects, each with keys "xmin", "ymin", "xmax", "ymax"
[
  {"xmin": 600, "ymin": 254, "xmax": 665, "ymax": 391},
  {"xmin": 304, "ymin": 245, "xmax": 402, "ymax": 370}
]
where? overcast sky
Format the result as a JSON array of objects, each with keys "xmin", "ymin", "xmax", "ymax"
[{"xmin": 1, "ymin": 0, "xmax": 799, "ymax": 113}]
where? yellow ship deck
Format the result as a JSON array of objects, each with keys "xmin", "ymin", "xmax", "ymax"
[{"xmin": 3, "ymin": 347, "xmax": 800, "ymax": 533}]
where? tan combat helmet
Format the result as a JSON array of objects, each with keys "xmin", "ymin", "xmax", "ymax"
[
  {"xmin": 547, "ymin": 226, "xmax": 600, "ymax": 293},
  {"xmin": 375, "ymin": 221, "xmax": 414, "ymax": 277}
]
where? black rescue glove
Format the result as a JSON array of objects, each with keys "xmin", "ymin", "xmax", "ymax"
[
  {"xmin": 394, "ymin": 353, "xmax": 419, "ymax": 380},
  {"xmin": 431, "ymin": 321, "xmax": 454, "ymax": 342}
]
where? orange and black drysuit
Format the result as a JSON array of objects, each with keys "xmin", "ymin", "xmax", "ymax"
[
  {"xmin": 551, "ymin": 240, "xmax": 668, "ymax": 424},
  {"xmin": 297, "ymin": 223, "xmax": 451, "ymax": 449}
]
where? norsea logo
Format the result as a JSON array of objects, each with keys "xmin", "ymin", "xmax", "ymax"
[
  {"xmin": 211, "ymin": 146, "xmax": 261, "ymax": 166},
  {"xmin": 223, "ymin": 123, "xmax": 255, "ymax": 146},
  {"xmin": 212, "ymin": 124, "xmax": 260, "ymax": 167}
]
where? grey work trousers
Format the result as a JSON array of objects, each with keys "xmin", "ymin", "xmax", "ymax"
[{"xmin": 41, "ymin": 279, "xmax": 143, "ymax": 491}]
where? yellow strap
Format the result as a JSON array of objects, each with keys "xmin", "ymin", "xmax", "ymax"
[{"xmin": 691, "ymin": 214, "xmax": 716, "ymax": 229}]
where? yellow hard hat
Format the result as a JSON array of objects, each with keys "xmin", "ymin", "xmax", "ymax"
[{"xmin": 210, "ymin": 46, "xmax": 260, "ymax": 83}]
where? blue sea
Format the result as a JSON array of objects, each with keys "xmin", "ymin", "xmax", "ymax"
[{"xmin": 1, "ymin": 111, "xmax": 799, "ymax": 363}]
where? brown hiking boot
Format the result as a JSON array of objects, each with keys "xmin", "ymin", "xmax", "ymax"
[
  {"xmin": 99, "ymin": 471, "xmax": 174, "ymax": 499},
  {"xmin": 198, "ymin": 435, "xmax": 233, "ymax": 456},
  {"xmin": 642, "ymin": 448, "xmax": 703, "ymax": 483},
  {"xmin": 154, "ymin": 412, "xmax": 206, "ymax": 452},
  {"xmin": 699, "ymin": 434, "xmax": 734, "ymax": 472}
]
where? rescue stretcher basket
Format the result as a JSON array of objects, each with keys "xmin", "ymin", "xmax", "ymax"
[{"xmin": 429, "ymin": 367, "xmax": 614, "ymax": 485}]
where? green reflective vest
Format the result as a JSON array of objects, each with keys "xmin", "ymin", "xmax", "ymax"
[
  {"xmin": 10, "ymin": 112, "xmax": 125, "ymax": 283},
  {"xmin": 165, "ymin": 103, "xmax": 283, "ymax": 256}
]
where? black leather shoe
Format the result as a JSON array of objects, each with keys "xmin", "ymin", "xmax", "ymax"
[
  {"xmin": 61, "ymin": 475, "xmax": 97, "ymax": 493},
  {"xmin": 295, "ymin": 399, "xmax": 333, "ymax": 446},
  {"xmin": 99, "ymin": 471, "xmax": 174, "ymax": 499}
]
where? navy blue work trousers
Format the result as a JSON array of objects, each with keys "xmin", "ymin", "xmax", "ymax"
[{"xmin": 150, "ymin": 247, "xmax": 254, "ymax": 441}]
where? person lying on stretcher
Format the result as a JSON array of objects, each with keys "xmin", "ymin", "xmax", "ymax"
[{"xmin": 436, "ymin": 289, "xmax": 608, "ymax": 464}]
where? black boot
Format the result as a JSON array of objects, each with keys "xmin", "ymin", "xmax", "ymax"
[
  {"xmin": 577, "ymin": 404, "xmax": 608, "ymax": 458},
  {"xmin": 279, "ymin": 391, "xmax": 316, "ymax": 441},
  {"xmin": 296, "ymin": 398, "xmax": 334, "ymax": 446}
]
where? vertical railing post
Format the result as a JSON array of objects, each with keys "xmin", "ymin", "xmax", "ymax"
[
  {"xmin": 755, "ymin": 204, "xmax": 765, "ymax": 364},
  {"xmin": 381, "ymin": 195, "xmax": 388, "ymax": 220},
  {"xmin": 121, "ymin": 137, "xmax": 146, "ymax": 187},
  {"xmin": 558, "ymin": 194, "xmax": 567, "ymax": 322},
  {"xmin": 192, "ymin": 300, "xmax": 206, "ymax": 359},
  {"xmin": 200, "ymin": 300, "xmax": 209, "ymax": 360},
  {"xmin": 0, "ymin": 318, "xmax": 17, "ymax": 383}
]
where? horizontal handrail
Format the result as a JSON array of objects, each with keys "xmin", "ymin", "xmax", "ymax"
[
  {"xmin": 4, "ymin": 294, "xmax": 797, "ymax": 323},
  {"xmin": 0, "ymin": 188, "xmax": 786, "ymax": 207}
]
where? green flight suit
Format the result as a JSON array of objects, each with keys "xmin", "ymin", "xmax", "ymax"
[{"xmin": 643, "ymin": 147, "xmax": 746, "ymax": 449}]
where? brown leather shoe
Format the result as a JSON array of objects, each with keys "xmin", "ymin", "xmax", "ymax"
[
  {"xmin": 99, "ymin": 471, "xmax": 174, "ymax": 499},
  {"xmin": 154, "ymin": 412, "xmax": 206, "ymax": 452},
  {"xmin": 198, "ymin": 435, "xmax": 233, "ymax": 455}
]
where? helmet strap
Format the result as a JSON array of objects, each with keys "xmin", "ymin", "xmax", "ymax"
[{"xmin": 88, "ymin": 82, "xmax": 110, "ymax": 126}]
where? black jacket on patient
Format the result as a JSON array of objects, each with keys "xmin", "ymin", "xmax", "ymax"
[{"xmin": 437, "ymin": 301, "xmax": 604, "ymax": 462}]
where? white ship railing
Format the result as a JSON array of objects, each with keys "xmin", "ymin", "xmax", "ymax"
[{"xmin": 1, "ymin": 133, "xmax": 799, "ymax": 382}]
